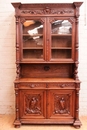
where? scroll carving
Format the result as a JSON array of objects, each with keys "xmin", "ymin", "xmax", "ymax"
[
  {"xmin": 25, "ymin": 94, "xmax": 41, "ymax": 114},
  {"xmin": 54, "ymin": 94, "xmax": 70, "ymax": 114},
  {"xmin": 21, "ymin": 8, "xmax": 74, "ymax": 15},
  {"xmin": 27, "ymin": 84, "xmax": 40, "ymax": 88},
  {"xmin": 16, "ymin": 63, "xmax": 20, "ymax": 79},
  {"xmin": 20, "ymin": 18, "xmax": 26, "ymax": 24},
  {"xmin": 51, "ymin": 83, "xmax": 74, "ymax": 88}
]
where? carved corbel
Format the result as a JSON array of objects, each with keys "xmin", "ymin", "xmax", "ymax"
[{"xmin": 16, "ymin": 63, "xmax": 20, "ymax": 79}]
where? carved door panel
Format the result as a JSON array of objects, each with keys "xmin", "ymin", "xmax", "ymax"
[
  {"xmin": 47, "ymin": 90, "xmax": 75, "ymax": 119},
  {"xmin": 19, "ymin": 90, "xmax": 46, "ymax": 119}
]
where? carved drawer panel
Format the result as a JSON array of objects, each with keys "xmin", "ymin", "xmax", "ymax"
[
  {"xmin": 19, "ymin": 83, "xmax": 46, "ymax": 89},
  {"xmin": 47, "ymin": 83, "xmax": 75, "ymax": 89},
  {"xmin": 19, "ymin": 90, "xmax": 46, "ymax": 119},
  {"xmin": 47, "ymin": 89, "xmax": 75, "ymax": 119}
]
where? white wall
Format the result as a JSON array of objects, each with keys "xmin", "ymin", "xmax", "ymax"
[{"xmin": 0, "ymin": 0, "xmax": 87, "ymax": 115}]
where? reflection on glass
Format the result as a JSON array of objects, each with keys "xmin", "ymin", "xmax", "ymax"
[
  {"xmin": 51, "ymin": 20, "xmax": 72, "ymax": 34},
  {"xmin": 23, "ymin": 20, "xmax": 43, "ymax": 35}
]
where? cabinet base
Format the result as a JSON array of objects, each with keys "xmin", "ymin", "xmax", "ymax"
[
  {"xmin": 14, "ymin": 118, "xmax": 82, "ymax": 128},
  {"xmin": 14, "ymin": 119, "xmax": 21, "ymax": 128},
  {"xmin": 73, "ymin": 119, "xmax": 82, "ymax": 129}
]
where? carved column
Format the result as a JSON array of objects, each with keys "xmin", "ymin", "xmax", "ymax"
[
  {"xmin": 14, "ymin": 84, "xmax": 21, "ymax": 128},
  {"xmin": 14, "ymin": 6, "xmax": 21, "ymax": 128},
  {"xmin": 15, "ymin": 13, "xmax": 20, "ymax": 79},
  {"xmin": 74, "ymin": 8, "xmax": 79, "ymax": 80},
  {"xmin": 73, "ymin": 83, "xmax": 81, "ymax": 128},
  {"xmin": 73, "ymin": 2, "xmax": 83, "ymax": 80}
]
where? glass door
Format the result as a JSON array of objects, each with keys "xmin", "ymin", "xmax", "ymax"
[
  {"xmin": 50, "ymin": 19, "xmax": 73, "ymax": 62},
  {"xmin": 22, "ymin": 19, "xmax": 45, "ymax": 62}
]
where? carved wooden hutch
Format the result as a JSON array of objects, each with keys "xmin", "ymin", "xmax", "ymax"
[{"xmin": 12, "ymin": 2, "xmax": 83, "ymax": 128}]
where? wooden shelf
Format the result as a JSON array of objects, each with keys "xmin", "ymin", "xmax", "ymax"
[
  {"xmin": 14, "ymin": 78, "xmax": 77, "ymax": 83},
  {"xmin": 23, "ymin": 47, "xmax": 43, "ymax": 49},
  {"xmin": 23, "ymin": 34, "xmax": 43, "ymax": 37},
  {"xmin": 51, "ymin": 47, "xmax": 72, "ymax": 49},
  {"xmin": 51, "ymin": 34, "xmax": 72, "ymax": 37}
]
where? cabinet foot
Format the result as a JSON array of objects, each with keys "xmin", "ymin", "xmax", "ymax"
[
  {"xmin": 14, "ymin": 119, "xmax": 21, "ymax": 128},
  {"xmin": 73, "ymin": 119, "xmax": 82, "ymax": 129}
]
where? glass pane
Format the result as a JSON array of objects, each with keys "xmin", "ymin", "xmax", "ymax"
[
  {"xmin": 51, "ymin": 20, "xmax": 72, "ymax": 34},
  {"xmin": 23, "ymin": 49, "xmax": 43, "ymax": 59},
  {"xmin": 23, "ymin": 36, "xmax": 43, "ymax": 47},
  {"xmin": 22, "ymin": 20, "xmax": 44, "ymax": 59},
  {"xmin": 52, "ymin": 36, "xmax": 72, "ymax": 48},
  {"xmin": 23, "ymin": 20, "xmax": 43, "ymax": 35},
  {"xmin": 51, "ymin": 20, "xmax": 72, "ymax": 59},
  {"xmin": 52, "ymin": 50, "xmax": 71, "ymax": 59}
]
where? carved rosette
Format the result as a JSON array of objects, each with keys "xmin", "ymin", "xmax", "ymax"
[
  {"xmin": 24, "ymin": 94, "xmax": 41, "ymax": 114},
  {"xmin": 54, "ymin": 94, "xmax": 70, "ymax": 114}
]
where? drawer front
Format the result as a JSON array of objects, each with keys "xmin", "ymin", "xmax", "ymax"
[
  {"xmin": 19, "ymin": 83, "xmax": 46, "ymax": 89},
  {"xmin": 47, "ymin": 83, "xmax": 75, "ymax": 89}
]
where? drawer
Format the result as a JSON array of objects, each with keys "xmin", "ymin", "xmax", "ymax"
[
  {"xmin": 19, "ymin": 83, "xmax": 46, "ymax": 89},
  {"xmin": 47, "ymin": 83, "xmax": 75, "ymax": 89}
]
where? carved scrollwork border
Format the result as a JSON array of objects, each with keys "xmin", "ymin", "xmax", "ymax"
[{"xmin": 20, "ymin": 7, "xmax": 74, "ymax": 15}]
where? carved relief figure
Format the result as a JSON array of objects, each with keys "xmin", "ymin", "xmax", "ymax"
[
  {"xmin": 54, "ymin": 94, "xmax": 70, "ymax": 114},
  {"xmin": 25, "ymin": 95, "xmax": 41, "ymax": 114}
]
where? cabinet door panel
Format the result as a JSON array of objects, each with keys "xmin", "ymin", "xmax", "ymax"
[
  {"xmin": 47, "ymin": 90, "xmax": 75, "ymax": 119},
  {"xmin": 19, "ymin": 90, "xmax": 46, "ymax": 119},
  {"xmin": 49, "ymin": 18, "xmax": 75, "ymax": 62},
  {"xmin": 21, "ymin": 18, "xmax": 46, "ymax": 62}
]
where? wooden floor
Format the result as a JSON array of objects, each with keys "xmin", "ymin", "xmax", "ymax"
[{"xmin": 0, "ymin": 115, "xmax": 87, "ymax": 130}]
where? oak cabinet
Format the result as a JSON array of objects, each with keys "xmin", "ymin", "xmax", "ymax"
[{"xmin": 12, "ymin": 2, "xmax": 83, "ymax": 128}]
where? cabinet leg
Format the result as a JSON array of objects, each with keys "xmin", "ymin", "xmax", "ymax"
[
  {"xmin": 14, "ymin": 119, "xmax": 21, "ymax": 128},
  {"xmin": 73, "ymin": 119, "xmax": 82, "ymax": 129}
]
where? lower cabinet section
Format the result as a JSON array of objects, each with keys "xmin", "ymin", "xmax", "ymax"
[
  {"xmin": 14, "ymin": 82, "xmax": 81, "ymax": 128},
  {"xmin": 19, "ymin": 89, "xmax": 75, "ymax": 120}
]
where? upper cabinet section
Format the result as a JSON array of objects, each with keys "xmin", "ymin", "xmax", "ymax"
[{"xmin": 12, "ymin": 2, "xmax": 83, "ymax": 63}]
